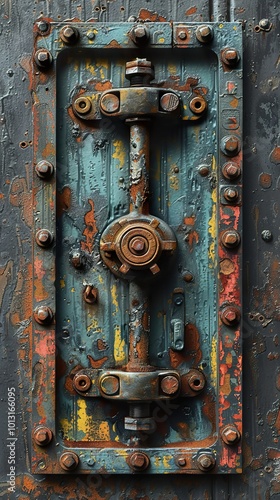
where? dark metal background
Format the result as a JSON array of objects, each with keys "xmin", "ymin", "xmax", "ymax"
[{"xmin": 0, "ymin": 0, "xmax": 279, "ymax": 498}]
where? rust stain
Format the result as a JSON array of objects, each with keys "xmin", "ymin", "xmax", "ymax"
[
  {"xmin": 81, "ymin": 199, "xmax": 98, "ymax": 254},
  {"xmin": 88, "ymin": 354, "xmax": 108, "ymax": 368},
  {"xmin": 138, "ymin": 8, "xmax": 167, "ymax": 22},
  {"xmin": 270, "ymin": 146, "xmax": 280, "ymax": 164},
  {"xmin": 170, "ymin": 323, "xmax": 202, "ymax": 368},
  {"xmin": 229, "ymin": 97, "xmax": 239, "ymax": 108},
  {"xmin": 259, "ymin": 172, "xmax": 272, "ymax": 189},
  {"xmin": 41, "ymin": 142, "xmax": 55, "ymax": 157},
  {"xmin": 184, "ymin": 215, "xmax": 196, "ymax": 226},
  {"xmin": 185, "ymin": 230, "xmax": 199, "ymax": 249},
  {"xmin": 64, "ymin": 365, "xmax": 84, "ymax": 395},
  {"xmin": 105, "ymin": 40, "xmax": 122, "ymax": 48},
  {"xmin": 57, "ymin": 186, "xmax": 71, "ymax": 217},
  {"xmin": 185, "ymin": 6, "xmax": 197, "ymax": 16},
  {"xmin": 0, "ymin": 260, "xmax": 13, "ymax": 309},
  {"xmin": 9, "ymin": 177, "xmax": 32, "ymax": 227}
]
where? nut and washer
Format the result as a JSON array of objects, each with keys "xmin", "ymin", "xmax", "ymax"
[
  {"xmin": 128, "ymin": 452, "xmax": 150, "ymax": 471},
  {"xmin": 35, "ymin": 160, "xmax": 54, "ymax": 179},
  {"xmin": 59, "ymin": 452, "xmax": 79, "ymax": 471},
  {"xmin": 73, "ymin": 373, "xmax": 92, "ymax": 392},
  {"xmin": 34, "ymin": 305, "xmax": 54, "ymax": 325},
  {"xmin": 197, "ymin": 453, "xmax": 216, "ymax": 471},
  {"xmin": 35, "ymin": 229, "xmax": 53, "ymax": 248},
  {"xmin": 220, "ymin": 305, "xmax": 240, "ymax": 326},
  {"xmin": 223, "ymin": 187, "xmax": 239, "ymax": 202},
  {"xmin": 221, "ymin": 424, "xmax": 241, "ymax": 445},
  {"xmin": 34, "ymin": 49, "xmax": 53, "ymax": 69},
  {"xmin": 32, "ymin": 426, "xmax": 53, "ymax": 446},
  {"xmin": 196, "ymin": 25, "xmax": 213, "ymax": 43},
  {"xmin": 178, "ymin": 30, "xmax": 187, "ymax": 40},
  {"xmin": 189, "ymin": 96, "xmax": 207, "ymax": 115},
  {"xmin": 74, "ymin": 96, "xmax": 92, "ymax": 115},
  {"xmin": 222, "ymin": 162, "xmax": 241, "ymax": 180},
  {"xmin": 221, "ymin": 135, "xmax": 241, "ymax": 156},
  {"xmin": 221, "ymin": 229, "xmax": 241, "ymax": 249},
  {"xmin": 60, "ymin": 25, "xmax": 79, "ymax": 44},
  {"xmin": 221, "ymin": 47, "xmax": 240, "ymax": 66}
]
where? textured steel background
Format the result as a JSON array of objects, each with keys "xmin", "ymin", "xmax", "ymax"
[{"xmin": 0, "ymin": 0, "xmax": 279, "ymax": 498}]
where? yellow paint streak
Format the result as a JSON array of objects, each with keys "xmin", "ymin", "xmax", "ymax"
[
  {"xmin": 60, "ymin": 279, "xmax": 65, "ymax": 289},
  {"xmin": 154, "ymin": 456, "xmax": 161, "ymax": 467},
  {"xmin": 98, "ymin": 275, "xmax": 104, "ymax": 284},
  {"xmin": 210, "ymin": 335, "xmax": 218, "ymax": 387},
  {"xmin": 158, "ymin": 37, "xmax": 165, "ymax": 43},
  {"xmin": 71, "ymin": 287, "xmax": 75, "ymax": 292},
  {"xmin": 98, "ymin": 421, "xmax": 110, "ymax": 440},
  {"xmin": 114, "ymin": 325, "xmax": 126, "ymax": 364},
  {"xmin": 168, "ymin": 63, "xmax": 178, "ymax": 75},
  {"xmin": 208, "ymin": 156, "xmax": 217, "ymax": 268},
  {"xmin": 87, "ymin": 318, "xmax": 100, "ymax": 332},
  {"xmin": 169, "ymin": 174, "xmax": 179, "ymax": 190},
  {"xmin": 163, "ymin": 455, "xmax": 172, "ymax": 468},
  {"xmin": 112, "ymin": 140, "xmax": 126, "ymax": 169},
  {"xmin": 77, "ymin": 398, "xmax": 88, "ymax": 434},
  {"xmin": 111, "ymin": 284, "xmax": 119, "ymax": 312},
  {"xmin": 60, "ymin": 418, "xmax": 73, "ymax": 439}
]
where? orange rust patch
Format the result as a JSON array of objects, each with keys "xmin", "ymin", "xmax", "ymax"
[
  {"xmin": 41, "ymin": 142, "xmax": 55, "ymax": 157},
  {"xmin": 88, "ymin": 354, "xmax": 109, "ymax": 368},
  {"xmin": 230, "ymin": 97, "xmax": 239, "ymax": 108},
  {"xmin": 138, "ymin": 8, "xmax": 167, "ymax": 21},
  {"xmin": 95, "ymin": 80, "xmax": 112, "ymax": 91},
  {"xmin": 186, "ymin": 230, "xmax": 199, "ymax": 249},
  {"xmin": 184, "ymin": 215, "xmax": 196, "ymax": 226},
  {"xmin": 57, "ymin": 186, "xmax": 71, "ymax": 217},
  {"xmin": 169, "ymin": 323, "xmax": 202, "ymax": 368},
  {"xmin": 185, "ymin": 6, "xmax": 197, "ymax": 16},
  {"xmin": 270, "ymin": 146, "xmax": 280, "ymax": 164},
  {"xmin": 81, "ymin": 199, "xmax": 98, "ymax": 254}
]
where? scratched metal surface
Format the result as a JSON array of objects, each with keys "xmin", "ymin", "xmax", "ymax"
[{"xmin": 0, "ymin": 0, "xmax": 279, "ymax": 498}]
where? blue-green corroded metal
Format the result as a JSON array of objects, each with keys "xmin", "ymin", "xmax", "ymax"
[{"xmin": 32, "ymin": 21, "xmax": 242, "ymax": 474}]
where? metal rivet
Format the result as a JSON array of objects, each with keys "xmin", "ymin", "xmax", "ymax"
[
  {"xmin": 70, "ymin": 250, "xmax": 86, "ymax": 269},
  {"xmin": 221, "ymin": 135, "xmax": 241, "ymax": 156},
  {"xmin": 34, "ymin": 305, "xmax": 54, "ymax": 325},
  {"xmin": 100, "ymin": 375, "xmax": 120, "ymax": 396},
  {"xmin": 100, "ymin": 93, "xmax": 120, "ymax": 114},
  {"xmin": 33, "ymin": 426, "xmax": 53, "ymax": 446},
  {"xmin": 221, "ymin": 48, "xmax": 240, "ymax": 67},
  {"xmin": 59, "ymin": 452, "xmax": 79, "ymax": 471},
  {"xmin": 160, "ymin": 93, "xmax": 180, "ymax": 112},
  {"xmin": 35, "ymin": 160, "xmax": 54, "ymax": 179},
  {"xmin": 74, "ymin": 96, "xmax": 92, "ymax": 115},
  {"xmin": 183, "ymin": 272, "xmax": 193, "ymax": 282},
  {"xmin": 86, "ymin": 30, "xmax": 95, "ymax": 40},
  {"xmin": 222, "ymin": 162, "xmax": 241, "ymax": 180},
  {"xmin": 177, "ymin": 456, "xmax": 186, "ymax": 467},
  {"xmin": 73, "ymin": 373, "xmax": 92, "ymax": 392},
  {"xmin": 87, "ymin": 457, "xmax": 95, "ymax": 466},
  {"xmin": 60, "ymin": 25, "xmax": 79, "ymax": 44},
  {"xmin": 259, "ymin": 18, "xmax": 271, "ymax": 30},
  {"xmin": 221, "ymin": 229, "xmax": 241, "ymax": 248},
  {"xmin": 261, "ymin": 230, "xmax": 273, "ymax": 242},
  {"xmin": 130, "ymin": 25, "xmax": 150, "ymax": 45},
  {"xmin": 128, "ymin": 452, "xmax": 150, "ymax": 471},
  {"xmin": 198, "ymin": 165, "xmax": 210, "ymax": 177},
  {"xmin": 37, "ymin": 20, "xmax": 50, "ymax": 34},
  {"xmin": 220, "ymin": 305, "xmax": 240, "ymax": 326},
  {"xmin": 197, "ymin": 453, "xmax": 216, "ymax": 471},
  {"xmin": 34, "ymin": 49, "xmax": 52, "ymax": 69},
  {"xmin": 83, "ymin": 285, "xmax": 98, "ymax": 304},
  {"xmin": 35, "ymin": 229, "xmax": 53, "ymax": 248},
  {"xmin": 196, "ymin": 25, "xmax": 213, "ymax": 43},
  {"xmin": 160, "ymin": 375, "xmax": 180, "ymax": 395},
  {"xmin": 221, "ymin": 424, "xmax": 241, "ymax": 445}
]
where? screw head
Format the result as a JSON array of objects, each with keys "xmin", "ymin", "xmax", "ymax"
[
  {"xmin": 220, "ymin": 305, "xmax": 240, "ymax": 326},
  {"xmin": 221, "ymin": 229, "xmax": 241, "ymax": 248},
  {"xmin": 261, "ymin": 229, "xmax": 273, "ymax": 242},
  {"xmin": 128, "ymin": 452, "xmax": 150, "ymax": 471},
  {"xmin": 177, "ymin": 456, "xmax": 186, "ymax": 467},
  {"xmin": 35, "ymin": 229, "xmax": 53, "ymax": 248},
  {"xmin": 60, "ymin": 25, "xmax": 79, "ymax": 44},
  {"xmin": 83, "ymin": 285, "xmax": 98, "ymax": 304},
  {"xmin": 197, "ymin": 453, "xmax": 216, "ymax": 471},
  {"xmin": 35, "ymin": 160, "xmax": 54, "ymax": 179},
  {"xmin": 221, "ymin": 135, "xmax": 241, "ymax": 156},
  {"xmin": 86, "ymin": 30, "xmax": 95, "ymax": 40},
  {"xmin": 34, "ymin": 49, "xmax": 52, "ymax": 69},
  {"xmin": 178, "ymin": 30, "xmax": 187, "ymax": 40},
  {"xmin": 59, "ymin": 452, "xmax": 79, "ymax": 471},
  {"xmin": 221, "ymin": 48, "xmax": 240, "ymax": 66},
  {"xmin": 222, "ymin": 162, "xmax": 241, "ymax": 180},
  {"xmin": 130, "ymin": 25, "xmax": 150, "ymax": 45},
  {"xmin": 221, "ymin": 424, "xmax": 241, "ymax": 445},
  {"xmin": 34, "ymin": 305, "xmax": 54, "ymax": 325},
  {"xmin": 73, "ymin": 373, "xmax": 92, "ymax": 392},
  {"xmin": 33, "ymin": 426, "xmax": 53, "ymax": 446},
  {"xmin": 259, "ymin": 18, "xmax": 270, "ymax": 29},
  {"xmin": 196, "ymin": 25, "xmax": 213, "ymax": 43},
  {"xmin": 160, "ymin": 375, "xmax": 180, "ymax": 395}
]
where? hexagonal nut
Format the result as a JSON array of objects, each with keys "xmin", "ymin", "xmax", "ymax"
[
  {"xmin": 130, "ymin": 25, "xmax": 150, "ymax": 45},
  {"xmin": 59, "ymin": 451, "xmax": 79, "ymax": 471},
  {"xmin": 221, "ymin": 425, "xmax": 241, "ymax": 445},
  {"xmin": 197, "ymin": 453, "xmax": 216, "ymax": 471},
  {"xmin": 125, "ymin": 58, "xmax": 155, "ymax": 84},
  {"xmin": 128, "ymin": 452, "xmax": 150, "ymax": 471},
  {"xmin": 34, "ymin": 49, "xmax": 53, "ymax": 69}
]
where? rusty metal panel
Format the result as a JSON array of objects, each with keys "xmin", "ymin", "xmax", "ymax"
[
  {"xmin": 30, "ymin": 20, "xmax": 242, "ymax": 475},
  {"xmin": 0, "ymin": 0, "xmax": 279, "ymax": 497}
]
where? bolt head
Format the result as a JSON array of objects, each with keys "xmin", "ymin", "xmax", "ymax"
[
  {"xmin": 34, "ymin": 305, "xmax": 54, "ymax": 325},
  {"xmin": 34, "ymin": 49, "xmax": 52, "ymax": 69},
  {"xmin": 224, "ymin": 187, "xmax": 239, "ymax": 202},
  {"xmin": 160, "ymin": 92, "xmax": 180, "ymax": 112},
  {"xmin": 35, "ymin": 229, "xmax": 53, "ymax": 248},
  {"xmin": 33, "ymin": 426, "xmax": 53, "ymax": 446},
  {"xmin": 37, "ymin": 20, "xmax": 49, "ymax": 33},
  {"xmin": 198, "ymin": 165, "xmax": 210, "ymax": 177},
  {"xmin": 60, "ymin": 25, "xmax": 79, "ymax": 44},
  {"xmin": 196, "ymin": 25, "xmax": 213, "ymax": 43},
  {"xmin": 73, "ymin": 373, "xmax": 92, "ymax": 392},
  {"xmin": 59, "ymin": 452, "xmax": 79, "ymax": 471},
  {"xmin": 221, "ymin": 48, "xmax": 240, "ymax": 66},
  {"xmin": 222, "ymin": 162, "xmax": 241, "ymax": 180},
  {"xmin": 130, "ymin": 25, "xmax": 150, "ymax": 45},
  {"xmin": 221, "ymin": 425, "xmax": 241, "ymax": 445},
  {"xmin": 160, "ymin": 375, "xmax": 180, "ymax": 395},
  {"xmin": 177, "ymin": 456, "xmax": 186, "ymax": 467},
  {"xmin": 125, "ymin": 58, "xmax": 155, "ymax": 84},
  {"xmin": 100, "ymin": 375, "xmax": 120, "ymax": 396},
  {"xmin": 221, "ymin": 306, "xmax": 240, "ymax": 326},
  {"xmin": 100, "ymin": 93, "xmax": 120, "ymax": 114},
  {"xmin": 221, "ymin": 135, "xmax": 241, "ymax": 156},
  {"xmin": 178, "ymin": 30, "xmax": 187, "ymax": 40},
  {"xmin": 221, "ymin": 229, "xmax": 241, "ymax": 248},
  {"xmin": 197, "ymin": 453, "xmax": 215, "ymax": 471},
  {"xmin": 35, "ymin": 160, "xmax": 54, "ymax": 179},
  {"xmin": 259, "ymin": 18, "xmax": 270, "ymax": 29},
  {"xmin": 128, "ymin": 452, "xmax": 150, "ymax": 471}
]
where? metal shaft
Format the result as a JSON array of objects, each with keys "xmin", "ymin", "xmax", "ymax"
[
  {"xmin": 127, "ymin": 118, "xmax": 150, "ymax": 215},
  {"xmin": 127, "ymin": 281, "xmax": 151, "ymax": 372}
]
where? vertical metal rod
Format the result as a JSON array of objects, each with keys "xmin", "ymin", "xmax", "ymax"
[
  {"xmin": 126, "ymin": 118, "xmax": 150, "ymax": 215},
  {"xmin": 127, "ymin": 281, "xmax": 151, "ymax": 372}
]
